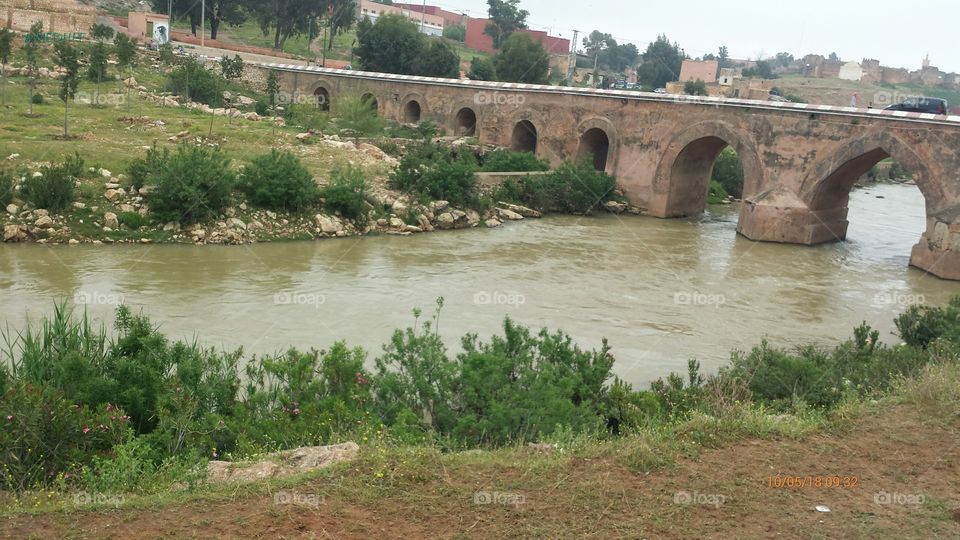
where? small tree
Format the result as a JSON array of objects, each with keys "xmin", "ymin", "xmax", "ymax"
[
  {"xmin": 416, "ymin": 41, "xmax": 459, "ymax": 78},
  {"xmin": 54, "ymin": 40, "xmax": 80, "ymax": 137},
  {"xmin": 0, "ymin": 28, "xmax": 12, "ymax": 105},
  {"xmin": 90, "ymin": 23, "xmax": 115, "ymax": 42},
  {"xmin": 492, "ymin": 33, "xmax": 549, "ymax": 84},
  {"xmin": 114, "ymin": 33, "xmax": 137, "ymax": 114},
  {"xmin": 87, "ymin": 41, "xmax": 109, "ymax": 106},
  {"xmin": 220, "ymin": 54, "xmax": 244, "ymax": 79},
  {"xmin": 265, "ymin": 70, "xmax": 280, "ymax": 107},
  {"xmin": 467, "ymin": 57, "xmax": 496, "ymax": 81},
  {"xmin": 684, "ymin": 79, "xmax": 707, "ymax": 96},
  {"xmin": 442, "ymin": 24, "xmax": 465, "ymax": 42},
  {"xmin": 23, "ymin": 21, "xmax": 43, "ymax": 115}
]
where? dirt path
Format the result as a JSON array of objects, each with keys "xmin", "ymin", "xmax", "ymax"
[{"xmin": 4, "ymin": 404, "xmax": 958, "ymax": 539}]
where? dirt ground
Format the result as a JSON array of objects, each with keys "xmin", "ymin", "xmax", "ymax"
[{"xmin": 3, "ymin": 403, "xmax": 958, "ymax": 539}]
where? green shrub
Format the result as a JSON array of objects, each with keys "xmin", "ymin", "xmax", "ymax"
[
  {"xmin": 501, "ymin": 160, "xmax": 615, "ymax": 214},
  {"xmin": 145, "ymin": 144, "xmax": 235, "ymax": 224},
  {"xmin": 31, "ymin": 93, "xmax": 43, "ymax": 105},
  {"xmin": 21, "ymin": 157, "xmax": 80, "ymax": 211},
  {"xmin": 707, "ymin": 180, "xmax": 729, "ymax": 204},
  {"xmin": 711, "ymin": 147, "xmax": 743, "ymax": 198},
  {"xmin": 168, "ymin": 58, "xmax": 226, "ymax": 108},
  {"xmin": 896, "ymin": 297, "xmax": 960, "ymax": 348},
  {"xmin": 0, "ymin": 383, "xmax": 127, "ymax": 491},
  {"xmin": 321, "ymin": 166, "xmax": 369, "ymax": 223},
  {"xmin": 0, "ymin": 170, "xmax": 13, "ymax": 207},
  {"xmin": 604, "ymin": 378, "xmax": 662, "ymax": 434},
  {"xmin": 127, "ymin": 143, "xmax": 170, "ymax": 191},
  {"xmin": 723, "ymin": 341, "xmax": 840, "ymax": 409},
  {"xmin": 480, "ymin": 150, "xmax": 550, "ymax": 172},
  {"xmin": 254, "ymin": 99, "xmax": 269, "ymax": 116},
  {"xmin": 219, "ymin": 54, "xmax": 244, "ymax": 80},
  {"xmin": 389, "ymin": 143, "xmax": 478, "ymax": 206},
  {"xmin": 285, "ymin": 103, "xmax": 331, "ymax": 132},
  {"xmin": 238, "ymin": 150, "xmax": 319, "ymax": 212},
  {"xmin": 333, "ymin": 93, "xmax": 385, "ymax": 137},
  {"xmin": 118, "ymin": 211, "xmax": 147, "ymax": 229}
]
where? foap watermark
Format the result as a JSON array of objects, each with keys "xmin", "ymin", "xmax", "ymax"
[
  {"xmin": 673, "ymin": 490, "xmax": 726, "ymax": 508},
  {"xmin": 473, "ymin": 291, "xmax": 525, "ymax": 308},
  {"xmin": 872, "ymin": 90, "xmax": 914, "ymax": 108},
  {"xmin": 873, "ymin": 292, "xmax": 925, "ymax": 307},
  {"xmin": 274, "ymin": 291, "xmax": 326, "ymax": 308},
  {"xmin": 74, "ymin": 491, "xmax": 124, "ymax": 507},
  {"xmin": 273, "ymin": 92, "xmax": 325, "ymax": 107},
  {"xmin": 672, "ymin": 94, "xmax": 721, "ymax": 109},
  {"xmin": 74, "ymin": 92, "xmax": 126, "ymax": 106},
  {"xmin": 874, "ymin": 491, "xmax": 925, "ymax": 506},
  {"xmin": 23, "ymin": 32, "xmax": 85, "ymax": 43},
  {"xmin": 474, "ymin": 91, "xmax": 525, "ymax": 107},
  {"xmin": 274, "ymin": 490, "xmax": 324, "ymax": 508},
  {"xmin": 674, "ymin": 291, "xmax": 726, "ymax": 308},
  {"xmin": 74, "ymin": 291, "xmax": 125, "ymax": 306},
  {"xmin": 473, "ymin": 491, "xmax": 525, "ymax": 506}
]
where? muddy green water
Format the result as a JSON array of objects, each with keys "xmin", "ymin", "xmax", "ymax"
[{"xmin": 2, "ymin": 183, "xmax": 957, "ymax": 386}]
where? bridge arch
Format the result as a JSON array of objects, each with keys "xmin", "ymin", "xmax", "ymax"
[
  {"xmin": 400, "ymin": 92, "xmax": 425, "ymax": 123},
  {"xmin": 454, "ymin": 106, "xmax": 479, "ymax": 137},
  {"xmin": 799, "ymin": 130, "xmax": 940, "ymax": 214},
  {"xmin": 360, "ymin": 93, "xmax": 379, "ymax": 113},
  {"xmin": 309, "ymin": 78, "xmax": 336, "ymax": 111},
  {"xmin": 575, "ymin": 117, "xmax": 619, "ymax": 173},
  {"xmin": 651, "ymin": 121, "xmax": 764, "ymax": 218}
]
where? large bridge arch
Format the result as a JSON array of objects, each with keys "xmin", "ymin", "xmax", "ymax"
[
  {"xmin": 648, "ymin": 121, "xmax": 764, "ymax": 218},
  {"xmin": 308, "ymin": 78, "xmax": 337, "ymax": 111},
  {"xmin": 399, "ymin": 92, "xmax": 425, "ymax": 123},
  {"xmin": 506, "ymin": 110, "xmax": 547, "ymax": 155},
  {"xmin": 575, "ymin": 117, "xmax": 619, "ymax": 173},
  {"xmin": 799, "ymin": 130, "xmax": 942, "ymax": 215}
]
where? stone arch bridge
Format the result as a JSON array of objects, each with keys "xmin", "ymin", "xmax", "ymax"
[{"xmin": 257, "ymin": 63, "xmax": 960, "ymax": 280}]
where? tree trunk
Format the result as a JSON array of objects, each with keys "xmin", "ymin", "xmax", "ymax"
[
  {"xmin": 127, "ymin": 67, "xmax": 132, "ymax": 114},
  {"xmin": 95, "ymin": 72, "xmax": 101, "ymax": 107},
  {"xmin": 64, "ymin": 92, "xmax": 69, "ymax": 138},
  {"xmin": 274, "ymin": 25, "xmax": 282, "ymax": 50},
  {"xmin": 327, "ymin": 24, "xmax": 335, "ymax": 50},
  {"xmin": 29, "ymin": 78, "xmax": 34, "ymax": 115},
  {"xmin": 210, "ymin": 17, "xmax": 220, "ymax": 40}
]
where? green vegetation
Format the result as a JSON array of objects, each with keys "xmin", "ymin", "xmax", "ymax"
[
  {"xmin": 333, "ymin": 93, "xmax": 386, "ymax": 137},
  {"xmin": 711, "ymin": 147, "xmax": 744, "ymax": 198},
  {"xmin": 492, "ymin": 33, "xmax": 549, "ymax": 84},
  {"xmin": 143, "ymin": 144, "xmax": 236, "ymax": 224},
  {"xmin": 479, "ymin": 149, "xmax": 550, "ymax": 172},
  {"xmin": 4, "ymin": 293, "xmax": 960, "ymax": 497},
  {"xmin": 219, "ymin": 54, "xmax": 244, "ymax": 80},
  {"xmin": 168, "ymin": 58, "xmax": 226, "ymax": 107},
  {"xmin": 468, "ymin": 56, "xmax": 497, "ymax": 81},
  {"xmin": 493, "ymin": 160, "xmax": 617, "ymax": 214},
  {"xmin": 0, "ymin": 169, "xmax": 14, "ymax": 207},
  {"xmin": 684, "ymin": 79, "xmax": 707, "ymax": 96},
  {"xmin": 390, "ymin": 143, "xmax": 479, "ymax": 207},
  {"xmin": 238, "ymin": 150, "xmax": 320, "ymax": 212},
  {"xmin": 637, "ymin": 34, "xmax": 684, "ymax": 90},
  {"xmin": 484, "ymin": 0, "xmax": 529, "ymax": 50},
  {"xmin": 707, "ymin": 180, "xmax": 728, "ymax": 204},
  {"xmin": 320, "ymin": 166, "xmax": 369, "ymax": 223},
  {"xmin": 20, "ymin": 154, "xmax": 82, "ymax": 211},
  {"xmin": 355, "ymin": 15, "xmax": 458, "ymax": 78}
]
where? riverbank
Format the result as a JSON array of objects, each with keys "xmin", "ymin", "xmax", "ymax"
[{"xmin": 2, "ymin": 299, "xmax": 959, "ymax": 537}]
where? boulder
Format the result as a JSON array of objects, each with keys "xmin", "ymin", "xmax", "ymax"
[
  {"xmin": 118, "ymin": 204, "xmax": 135, "ymax": 214},
  {"xmin": 485, "ymin": 218, "xmax": 502, "ymax": 228},
  {"xmin": 3, "ymin": 224, "xmax": 25, "ymax": 242},
  {"xmin": 498, "ymin": 202, "xmax": 541, "ymax": 218},
  {"xmin": 163, "ymin": 221, "xmax": 181, "ymax": 232},
  {"xmin": 235, "ymin": 95, "xmax": 255, "ymax": 106},
  {"xmin": 103, "ymin": 212, "xmax": 119, "ymax": 229},
  {"xmin": 227, "ymin": 217, "xmax": 247, "ymax": 230},
  {"xmin": 465, "ymin": 210, "xmax": 481, "ymax": 227},
  {"xmin": 435, "ymin": 212, "xmax": 455, "ymax": 229},
  {"xmin": 6, "ymin": 204, "xmax": 18, "ymax": 215},
  {"xmin": 296, "ymin": 132, "xmax": 312, "ymax": 142},
  {"xmin": 315, "ymin": 214, "xmax": 343, "ymax": 234},
  {"xmin": 603, "ymin": 200, "xmax": 628, "ymax": 214},
  {"xmin": 207, "ymin": 442, "xmax": 359, "ymax": 484},
  {"xmin": 391, "ymin": 200, "xmax": 408, "ymax": 214},
  {"xmin": 104, "ymin": 189, "xmax": 124, "ymax": 202},
  {"xmin": 72, "ymin": 202, "xmax": 86, "ymax": 209},
  {"xmin": 34, "ymin": 216, "xmax": 53, "ymax": 229},
  {"xmin": 496, "ymin": 208, "xmax": 524, "ymax": 221},
  {"xmin": 389, "ymin": 217, "xmax": 405, "ymax": 229},
  {"xmin": 430, "ymin": 200, "xmax": 450, "ymax": 213}
]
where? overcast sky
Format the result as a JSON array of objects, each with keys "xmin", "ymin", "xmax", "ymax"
[{"xmin": 435, "ymin": 0, "xmax": 960, "ymax": 73}]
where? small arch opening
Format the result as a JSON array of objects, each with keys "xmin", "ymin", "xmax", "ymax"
[
  {"xmin": 404, "ymin": 100, "xmax": 422, "ymax": 123},
  {"xmin": 511, "ymin": 120, "xmax": 537, "ymax": 153},
  {"xmin": 361, "ymin": 93, "xmax": 378, "ymax": 113},
  {"xmin": 577, "ymin": 128, "xmax": 610, "ymax": 171},
  {"xmin": 314, "ymin": 87, "xmax": 330, "ymax": 111},
  {"xmin": 455, "ymin": 107, "xmax": 477, "ymax": 136}
]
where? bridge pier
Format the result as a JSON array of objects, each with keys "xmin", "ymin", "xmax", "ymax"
[{"xmin": 909, "ymin": 211, "xmax": 960, "ymax": 280}]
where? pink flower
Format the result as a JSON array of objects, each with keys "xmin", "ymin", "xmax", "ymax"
[
  {"xmin": 82, "ymin": 427, "xmax": 90, "ymax": 434},
  {"xmin": 5, "ymin": 416, "xmax": 11, "ymax": 421},
  {"xmin": 292, "ymin": 408, "xmax": 301, "ymax": 415}
]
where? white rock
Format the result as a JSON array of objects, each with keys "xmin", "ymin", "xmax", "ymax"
[
  {"xmin": 6, "ymin": 204, "xmax": 18, "ymax": 215},
  {"xmin": 227, "ymin": 217, "xmax": 247, "ymax": 230},
  {"xmin": 389, "ymin": 217, "xmax": 405, "ymax": 229},
  {"xmin": 485, "ymin": 218, "xmax": 502, "ymax": 228},
  {"xmin": 103, "ymin": 212, "xmax": 119, "ymax": 229},
  {"xmin": 315, "ymin": 214, "xmax": 343, "ymax": 234},
  {"xmin": 104, "ymin": 189, "xmax": 124, "ymax": 202},
  {"xmin": 72, "ymin": 202, "xmax": 86, "ymax": 209},
  {"xmin": 496, "ymin": 208, "xmax": 524, "ymax": 221},
  {"xmin": 98, "ymin": 169, "xmax": 112, "ymax": 178},
  {"xmin": 34, "ymin": 216, "xmax": 54, "ymax": 228}
]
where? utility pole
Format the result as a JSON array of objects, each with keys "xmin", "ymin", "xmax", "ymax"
[
  {"xmin": 565, "ymin": 29, "xmax": 579, "ymax": 86},
  {"xmin": 200, "ymin": 0, "xmax": 205, "ymax": 47},
  {"xmin": 420, "ymin": 0, "xmax": 426, "ymax": 34}
]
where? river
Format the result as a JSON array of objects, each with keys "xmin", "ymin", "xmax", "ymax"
[{"xmin": 2, "ymin": 183, "xmax": 958, "ymax": 387}]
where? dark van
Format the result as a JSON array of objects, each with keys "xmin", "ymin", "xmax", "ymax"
[{"xmin": 884, "ymin": 97, "xmax": 948, "ymax": 115}]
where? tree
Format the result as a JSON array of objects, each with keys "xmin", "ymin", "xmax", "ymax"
[
  {"xmin": 355, "ymin": 15, "xmax": 424, "ymax": 75},
  {"xmin": 492, "ymin": 32, "xmax": 549, "ymax": 84},
  {"xmin": 636, "ymin": 34, "xmax": 684, "ymax": 90},
  {"xmin": 484, "ymin": 0, "xmax": 528, "ymax": 49},
  {"xmin": 87, "ymin": 41, "xmax": 109, "ymax": 106},
  {"xmin": 152, "ymin": 0, "xmax": 201, "ymax": 36},
  {"xmin": 774, "ymin": 52, "xmax": 794, "ymax": 68},
  {"xmin": 54, "ymin": 40, "xmax": 80, "ymax": 137},
  {"xmin": 468, "ymin": 56, "xmax": 496, "ymax": 81},
  {"xmin": 208, "ymin": 0, "xmax": 247, "ymax": 40},
  {"xmin": 443, "ymin": 24, "xmax": 465, "ymax": 42},
  {"xmin": 684, "ymin": 79, "xmax": 707, "ymax": 96},
  {"xmin": 325, "ymin": 0, "xmax": 357, "ymax": 50},
  {"xmin": 417, "ymin": 40, "xmax": 459, "ymax": 78},
  {"xmin": 743, "ymin": 60, "xmax": 776, "ymax": 79},
  {"xmin": 90, "ymin": 23, "xmax": 115, "ymax": 42},
  {"xmin": 718, "ymin": 45, "xmax": 730, "ymax": 68},
  {"xmin": 246, "ymin": 0, "xmax": 325, "ymax": 50},
  {"xmin": 582, "ymin": 31, "xmax": 611, "ymax": 58},
  {"xmin": 23, "ymin": 21, "xmax": 43, "ymax": 115},
  {"xmin": 114, "ymin": 33, "xmax": 137, "ymax": 114},
  {"xmin": 0, "ymin": 28, "xmax": 12, "ymax": 105},
  {"xmin": 266, "ymin": 70, "xmax": 280, "ymax": 107},
  {"xmin": 828, "ymin": 52, "xmax": 839, "ymax": 61},
  {"xmin": 220, "ymin": 54, "xmax": 244, "ymax": 79}
]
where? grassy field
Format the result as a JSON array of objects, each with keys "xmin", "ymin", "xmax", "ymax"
[{"xmin": 775, "ymin": 74, "xmax": 960, "ymax": 108}]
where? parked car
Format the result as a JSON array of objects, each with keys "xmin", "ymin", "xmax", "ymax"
[
  {"xmin": 885, "ymin": 97, "xmax": 948, "ymax": 115},
  {"xmin": 653, "ymin": 88, "xmax": 667, "ymax": 94}
]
